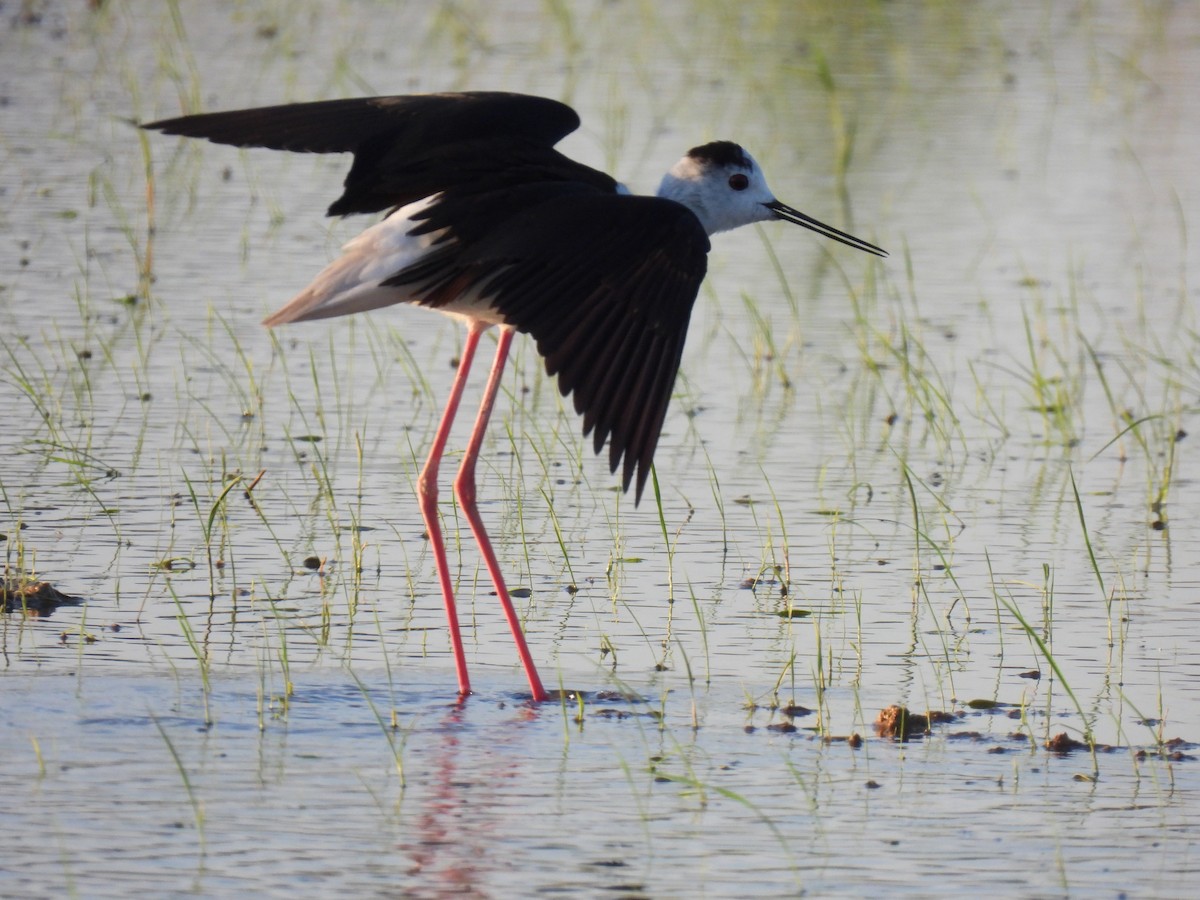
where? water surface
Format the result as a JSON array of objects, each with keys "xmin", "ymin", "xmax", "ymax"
[{"xmin": 2, "ymin": 1, "xmax": 1198, "ymax": 896}]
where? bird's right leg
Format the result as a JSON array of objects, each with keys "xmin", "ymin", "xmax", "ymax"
[{"xmin": 418, "ymin": 323, "xmax": 484, "ymax": 698}]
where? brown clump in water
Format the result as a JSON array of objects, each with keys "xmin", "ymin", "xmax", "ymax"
[
  {"xmin": 1, "ymin": 571, "xmax": 82, "ymax": 617},
  {"xmin": 874, "ymin": 705, "xmax": 930, "ymax": 741},
  {"xmin": 1044, "ymin": 732, "xmax": 1089, "ymax": 754}
]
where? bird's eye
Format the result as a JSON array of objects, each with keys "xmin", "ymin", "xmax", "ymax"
[{"xmin": 728, "ymin": 173, "xmax": 749, "ymax": 191}]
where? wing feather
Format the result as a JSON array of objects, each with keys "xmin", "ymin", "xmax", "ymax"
[
  {"xmin": 385, "ymin": 193, "xmax": 709, "ymax": 501},
  {"xmin": 142, "ymin": 92, "xmax": 615, "ymax": 216},
  {"xmin": 144, "ymin": 94, "xmax": 708, "ymax": 502}
]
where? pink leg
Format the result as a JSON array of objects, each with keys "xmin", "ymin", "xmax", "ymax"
[
  {"xmin": 418, "ymin": 325, "xmax": 484, "ymax": 698},
  {"xmin": 454, "ymin": 326, "xmax": 550, "ymax": 702}
]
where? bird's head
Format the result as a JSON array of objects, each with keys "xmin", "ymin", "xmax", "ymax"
[
  {"xmin": 658, "ymin": 141, "xmax": 887, "ymax": 256},
  {"xmin": 658, "ymin": 142, "xmax": 776, "ymax": 235}
]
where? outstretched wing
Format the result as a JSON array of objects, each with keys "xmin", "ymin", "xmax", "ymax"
[
  {"xmin": 144, "ymin": 92, "xmax": 703, "ymax": 502},
  {"xmin": 142, "ymin": 92, "xmax": 616, "ymax": 215},
  {"xmin": 387, "ymin": 191, "xmax": 710, "ymax": 502}
]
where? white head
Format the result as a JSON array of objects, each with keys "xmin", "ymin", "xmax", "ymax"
[
  {"xmin": 657, "ymin": 142, "xmax": 776, "ymax": 235},
  {"xmin": 657, "ymin": 141, "xmax": 887, "ymax": 256}
]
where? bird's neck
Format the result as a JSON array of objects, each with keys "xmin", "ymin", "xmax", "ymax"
[
  {"xmin": 662, "ymin": 157, "xmax": 724, "ymax": 237},
  {"xmin": 656, "ymin": 171, "xmax": 721, "ymax": 236}
]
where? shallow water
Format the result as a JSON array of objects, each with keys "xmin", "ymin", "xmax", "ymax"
[
  {"xmin": 3, "ymin": 671, "xmax": 1191, "ymax": 897},
  {"xmin": 2, "ymin": 1, "xmax": 1199, "ymax": 896}
]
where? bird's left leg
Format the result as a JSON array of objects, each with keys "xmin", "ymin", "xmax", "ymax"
[
  {"xmin": 418, "ymin": 323, "xmax": 485, "ymax": 699},
  {"xmin": 454, "ymin": 325, "xmax": 550, "ymax": 702}
]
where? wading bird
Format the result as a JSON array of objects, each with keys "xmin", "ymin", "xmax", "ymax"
[{"xmin": 143, "ymin": 92, "xmax": 886, "ymax": 702}]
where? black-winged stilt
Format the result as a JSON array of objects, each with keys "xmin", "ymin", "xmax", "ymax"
[{"xmin": 143, "ymin": 92, "xmax": 886, "ymax": 702}]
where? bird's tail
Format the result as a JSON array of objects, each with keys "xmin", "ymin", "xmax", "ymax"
[{"xmin": 263, "ymin": 197, "xmax": 443, "ymax": 327}]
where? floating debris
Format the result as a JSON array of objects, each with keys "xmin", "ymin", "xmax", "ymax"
[
  {"xmin": 2, "ymin": 570, "xmax": 83, "ymax": 616},
  {"xmin": 1044, "ymin": 732, "xmax": 1090, "ymax": 754},
  {"xmin": 1135, "ymin": 737, "xmax": 1196, "ymax": 762},
  {"xmin": 875, "ymin": 705, "xmax": 930, "ymax": 741}
]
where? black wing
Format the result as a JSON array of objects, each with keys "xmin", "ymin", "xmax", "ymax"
[
  {"xmin": 141, "ymin": 92, "xmax": 616, "ymax": 215},
  {"xmin": 386, "ymin": 191, "xmax": 710, "ymax": 502},
  {"xmin": 144, "ymin": 92, "xmax": 700, "ymax": 502}
]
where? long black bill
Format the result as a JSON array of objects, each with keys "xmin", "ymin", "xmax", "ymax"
[{"xmin": 766, "ymin": 200, "xmax": 888, "ymax": 258}]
